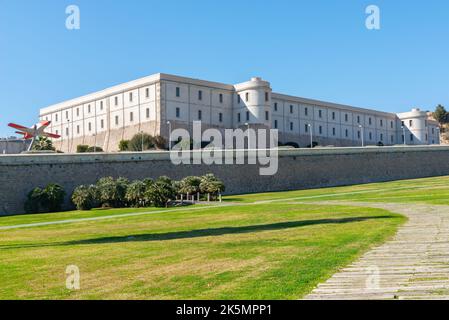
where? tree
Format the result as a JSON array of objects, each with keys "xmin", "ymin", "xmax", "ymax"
[
  {"xmin": 119, "ymin": 140, "xmax": 130, "ymax": 151},
  {"xmin": 145, "ymin": 176, "xmax": 176, "ymax": 207},
  {"xmin": 128, "ymin": 133, "xmax": 155, "ymax": 151},
  {"xmin": 199, "ymin": 174, "xmax": 225, "ymax": 201},
  {"xmin": 32, "ymin": 137, "xmax": 55, "ymax": 151},
  {"xmin": 71, "ymin": 185, "xmax": 98, "ymax": 210},
  {"xmin": 125, "ymin": 180, "xmax": 147, "ymax": 207},
  {"xmin": 434, "ymin": 105, "xmax": 448, "ymax": 124}
]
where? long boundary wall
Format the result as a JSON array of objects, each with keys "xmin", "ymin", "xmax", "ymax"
[{"xmin": 1, "ymin": 146, "xmax": 449, "ymax": 215}]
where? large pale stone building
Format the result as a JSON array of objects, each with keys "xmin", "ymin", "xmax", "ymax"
[{"xmin": 39, "ymin": 73, "xmax": 440, "ymax": 152}]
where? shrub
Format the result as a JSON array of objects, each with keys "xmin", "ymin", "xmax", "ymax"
[
  {"xmin": 96, "ymin": 177, "xmax": 129, "ymax": 208},
  {"xmin": 119, "ymin": 140, "xmax": 130, "ymax": 151},
  {"xmin": 42, "ymin": 184, "xmax": 66, "ymax": 212},
  {"xmin": 145, "ymin": 176, "xmax": 176, "ymax": 207},
  {"xmin": 86, "ymin": 146, "xmax": 103, "ymax": 152},
  {"xmin": 71, "ymin": 185, "xmax": 98, "ymax": 210},
  {"xmin": 153, "ymin": 135, "xmax": 167, "ymax": 150},
  {"xmin": 24, "ymin": 184, "xmax": 66, "ymax": 213},
  {"xmin": 76, "ymin": 145, "xmax": 89, "ymax": 153},
  {"xmin": 125, "ymin": 180, "xmax": 147, "ymax": 207},
  {"xmin": 129, "ymin": 133, "xmax": 155, "ymax": 151},
  {"xmin": 24, "ymin": 187, "xmax": 45, "ymax": 213}
]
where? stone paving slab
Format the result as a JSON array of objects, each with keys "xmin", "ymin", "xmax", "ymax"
[{"xmin": 304, "ymin": 202, "xmax": 449, "ymax": 300}]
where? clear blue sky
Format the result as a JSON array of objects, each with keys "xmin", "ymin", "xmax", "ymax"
[{"xmin": 1, "ymin": 0, "xmax": 449, "ymax": 137}]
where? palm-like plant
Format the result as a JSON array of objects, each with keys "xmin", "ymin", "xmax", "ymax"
[
  {"xmin": 199, "ymin": 174, "xmax": 225, "ymax": 201},
  {"xmin": 32, "ymin": 136, "xmax": 55, "ymax": 151},
  {"xmin": 179, "ymin": 176, "xmax": 201, "ymax": 200},
  {"xmin": 145, "ymin": 176, "xmax": 176, "ymax": 207},
  {"xmin": 125, "ymin": 180, "xmax": 147, "ymax": 207}
]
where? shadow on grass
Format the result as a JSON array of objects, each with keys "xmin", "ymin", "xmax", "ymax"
[{"xmin": 0, "ymin": 215, "xmax": 393, "ymax": 250}]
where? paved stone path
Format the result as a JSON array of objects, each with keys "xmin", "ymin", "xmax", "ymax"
[{"xmin": 305, "ymin": 202, "xmax": 449, "ymax": 300}]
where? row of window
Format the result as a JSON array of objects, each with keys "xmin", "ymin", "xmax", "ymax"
[{"xmin": 273, "ymin": 103, "xmax": 396, "ymax": 128}]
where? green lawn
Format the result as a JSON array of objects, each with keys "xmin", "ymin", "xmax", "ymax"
[{"xmin": 1, "ymin": 175, "xmax": 448, "ymax": 300}]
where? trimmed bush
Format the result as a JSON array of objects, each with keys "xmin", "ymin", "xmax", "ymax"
[
  {"xmin": 128, "ymin": 133, "xmax": 155, "ymax": 151},
  {"xmin": 76, "ymin": 145, "xmax": 89, "ymax": 153},
  {"xmin": 86, "ymin": 146, "xmax": 103, "ymax": 152}
]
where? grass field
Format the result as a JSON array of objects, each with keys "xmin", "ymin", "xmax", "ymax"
[{"xmin": 1, "ymin": 175, "xmax": 448, "ymax": 300}]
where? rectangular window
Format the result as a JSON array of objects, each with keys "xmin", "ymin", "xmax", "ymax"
[
  {"xmin": 401, "ymin": 121, "xmax": 405, "ymax": 126},
  {"xmin": 265, "ymin": 111, "xmax": 269, "ymax": 121},
  {"xmin": 265, "ymin": 92, "xmax": 269, "ymax": 102},
  {"xmin": 391, "ymin": 135, "xmax": 394, "ymax": 143},
  {"xmin": 345, "ymin": 129, "xmax": 348, "ymax": 137},
  {"xmin": 77, "ymin": 125, "xmax": 80, "ymax": 134},
  {"xmin": 319, "ymin": 126, "xmax": 322, "ymax": 134},
  {"xmin": 274, "ymin": 103, "xmax": 278, "ymax": 111},
  {"xmin": 391, "ymin": 121, "xmax": 394, "ymax": 129},
  {"xmin": 332, "ymin": 112, "xmax": 335, "ymax": 120},
  {"xmin": 358, "ymin": 131, "xmax": 361, "ymax": 139},
  {"xmin": 245, "ymin": 92, "xmax": 249, "ymax": 102},
  {"xmin": 115, "ymin": 97, "xmax": 118, "ymax": 106},
  {"xmin": 238, "ymin": 113, "xmax": 241, "ymax": 122},
  {"xmin": 176, "ymin": 87, "xmax": 180, "ymax": 97},
  {"xmin": 305, "ymin": 107, "xmax": 308, "ymax": 116},
  {"xmin": 246, "ymin": 111, "xmax": 250, "ymax": 121},
  {"xmin": 357, "ymin": 116, "xmax": 360, "ymax": 123},
  {"xmin": 305, "ymin": 124, "xmax": 309, "ymax": 133},
  {"xmin": 198, "ymin": 110, "xmax": 202, "ymax": 120},
  {"xmin": 345, "ymin": 114, "xmax": 348, "ymax": 122},
  {"xmin": 219, "ymin": 113, "xmax": 223, "ymax": 123},
  {"xmin": 274, "ymin": 120, "xmax": 278, "ymax": 129},
  {"xmin": 66, "ymin": 111, "xmax": 69, "ymax": 119},
  {"xmin": 88, "ymin": 105, "xmax": 91, "ymax": 113},
  {"xmin": 219, "ymin": 93, "xmax": 223, "ymax": 103},
  {"xmin": 100, "ymin": 101, "xmax": 103, "ymax": 110},
  {"xmin": 115, "ymin": 116, "xmax": 119, "ymax": 125},
  {"xmin": 146, "ymin": 108, "xmax": 150, "ymax": 118},
  {"xmin": 130, "ymin": 112, "xmax": 134, "ymax": 122},
  {"xmin": 88, "ymin": 122, "xmax": 92, "ymax": 132},
  {"xmin": 237, "ymin": 95, "xmax": 241, "ymax": 104},
  {"xmin": 380, "ymin": 119, "xmax": 383, "ymax": 127},
  {"xmin": 369, "ymin": 117, "xmax": 372, "ymax": 125},
  {"xmin": 66, "ymin": 127, "xmax": 69, "ymax": 136},
  {"xmin": 380, "ymin": 133, "xmax": 383, "ymax": 141},
  {"xmin": 101, "ymin": 119, "xmax": 104, "ymax": 129},
  {"xmin": 319, "ymin": 110, "xmax": 322, "ymax": 118},
  {"xmin": 410, "ymin": 134, "xmax": 414, "ymax": 141},
  {"xmin": 56, "ymin": 114, "xmax": 58, "ymax": 122},
  {"xmin": 146, "ymin": 88, "xmax": 150, "ymax": 98},
  {"xmin": 332, "ymin": 127, "xmax": 336, "ymax": 136},
  {"xmin": 290, "ymin": 122, "xmax": 293, "ymax": 131},
  {"xmin": 198, "ymin": 90, "xmax": 202, "ymax": 101},
  {"xmin": 409, "ymin": 120, "xmax": 413, "ymax": 127},
  {"xmin": 176, "ymin": 107, "xmax": 180, "ymax": 118},
  {"xmin": 369, "ymin": 132, "xmax": 372, "ymax": 140},
  {"xmin": 290, "ymin": 105, "xmax": 293, "ymax": 114},
  {"xmin": 129, "ymin": 92, "xmax": 133, "ymax": 102},
  {"xmin": 76, "ymin": 108, "xmax": 79, "ymax": 117}
]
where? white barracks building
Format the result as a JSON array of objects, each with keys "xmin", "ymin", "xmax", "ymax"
[{"xmin": 39, "ymin": 73, "xmax": 440, "ymax": 152}]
